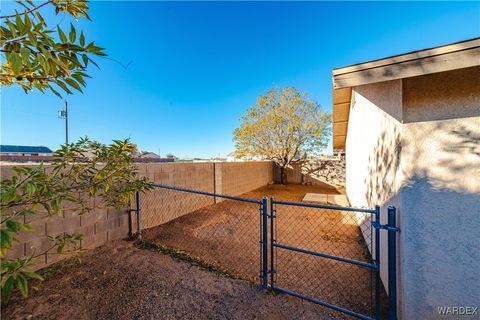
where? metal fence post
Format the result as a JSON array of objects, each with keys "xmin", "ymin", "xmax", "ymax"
[
  {"xmin": 128, "ymin": 198, "xmax": 133, "ymax": 238},
  {"xmin": 261, "ymin": 196, "xmax": 268, "ymax": 288},
  {"xmin": 374, "ymin": 205, "xmax": 381, "ymax": 320},
  {"xmin": 388, "ymin": 206, "xmax": 398, "ymax": 320},
  {"xmin": 213, "ymin": 163, "xmax": 216, "ymax": 204},
  {"xmin": 135, "ymin": 191, "xmax": 141, "ymax": 239},
  {"xmin": 270, "ymin": 197, "xmax": 276, "ymax": 289}
]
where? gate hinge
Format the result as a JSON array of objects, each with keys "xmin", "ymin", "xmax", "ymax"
[{"xmin": 268, "ymin": 209, "xmax": 276, "ymax": 219}]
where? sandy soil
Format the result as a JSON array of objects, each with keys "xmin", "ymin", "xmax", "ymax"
[
  {"xmin": 3, "ymin": 184, "xmax": 386, "ymax": 319},
  {"xmin": 142, "ymin": 184, "xmax": 387, "ymax": 318},
  {"xmin": 3, "ymin": 240, "xmax": 340, "ymax": 320}
]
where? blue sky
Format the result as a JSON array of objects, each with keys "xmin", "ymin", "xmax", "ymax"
[{"xmin": 1, "ymin": 1, "xmax": 479, "ymax": 158}]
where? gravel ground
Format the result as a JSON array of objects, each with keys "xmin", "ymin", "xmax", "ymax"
[{"xmin": 3, "ymin": 240, "xmax": 342, "ymax": 320}]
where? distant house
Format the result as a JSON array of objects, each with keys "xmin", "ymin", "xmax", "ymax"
[
  {"xmin": 332, "ymin": 38, "xmax": 479, "ymax": 319},
  {"xmin": 226, "ymin": 152, "xmax": 237, "ymax": 162},
  {"xmin": 132, "ymin": 151, "xmax": 174, "ymax": 163},
  {"xmin": 137, "ymin": 151, "xmax": 161, "ymax": 159},
  {"xmin": 226, "ymin": 152, "xmax": 267, "ymax": 162},
  {"xmin": 192, "ymin": 157, "xmax": 227, "ymax": 163},
  {"xmin": 0, "ymin": 145, "xmax": 53, "ymax": 156}
]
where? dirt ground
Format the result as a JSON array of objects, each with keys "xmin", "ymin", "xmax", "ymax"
[
  {"xmin": 4, "ymin": 184, "xmax": 386, "ymax": 319},
  {"xmin": 3, "ymin": 240, "xmax": 340, "ymax": 320},
  {"xmin": 142, "ymin": 184, "xmax": 387, "ymax": 318}
]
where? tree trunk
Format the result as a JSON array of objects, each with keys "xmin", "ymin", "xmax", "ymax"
[{"xmin": 280, "ymin": 165, "xmax": 288, "ymax": 184}]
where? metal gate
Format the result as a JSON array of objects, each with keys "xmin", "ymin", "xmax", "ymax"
[
  {"xmin": 132, "ymin": 186, "xmax": 398, "ymax": 319},
  {"xmin": 265, "ymin": 198, "xmax": 398, "ymax": 320}
]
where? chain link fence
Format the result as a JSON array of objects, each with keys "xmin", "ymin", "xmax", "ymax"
[
  {"xmin": 139, "ymin": 184, "xmax": 265, "ymax": 283},
  {"xmin": 270, "ymin": 200, "xmax": 387, "ymax": 319},
  {"xmin": 134, "ymin": 183, "xmax": 390, "ymax": 319}
]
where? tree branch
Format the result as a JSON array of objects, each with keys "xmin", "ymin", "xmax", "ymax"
[{"xmin": 0, "ymin": 1, "xmax": 53, "ymax": 19}]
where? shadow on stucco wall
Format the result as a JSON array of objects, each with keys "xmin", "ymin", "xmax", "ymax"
[
  {"xmin": 397, "ymin": 175, "xmax": 480, "ymax": 318},
  {"xmin": 445, "ymin": 125, "xmax": 480, "ymax": 158},
  {"xmin": 364, "ymin": 119, "xmax": 480, "ymax": 208},
  {"xmin": 363, "ymin": 114, "xmax": 480, "ymax": 319},
  {"xmin": 405, "ymin": 121, "xmax": 479, "ymax": 195},
  {"xmin": 364, "ymin": 126, "xmax": 403, "ymax": 208}
]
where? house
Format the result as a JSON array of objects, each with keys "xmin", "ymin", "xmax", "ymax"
[
  {"xmin": 137, "ymin": 151, "xmax": 161, "ymax": 159},
  {"xmin": 227, "ymin": 152, "xmax": 268, "ymax": 162},
  {"xmin": 226, "ymin": 152, "xmax": 237, "ymax": 162},
  {"xmin": 0, "ymin": 145, "xmax": 53, "ymax": 156},
  {"xmin": 332, "ymin": 38, "xmax": 479, "ymax": 319},
  {"xmin": 132, "ymin": 151, "xmax": 175, "ymax": 163}
]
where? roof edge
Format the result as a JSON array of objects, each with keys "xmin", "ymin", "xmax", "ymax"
[{"xmin": 333, "ymin": 37, "xmax": 480, "ymax": 75}]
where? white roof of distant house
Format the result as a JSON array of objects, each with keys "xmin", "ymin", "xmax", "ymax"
[{"xmin": 137, "ymin": 151, "xmax": 161, "ymax": 159}]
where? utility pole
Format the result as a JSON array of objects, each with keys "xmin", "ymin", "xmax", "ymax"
[
  {"xmin": 58, "ymin": 100, "xmax": 68, "ymax": 145},
  {"xmin": 65, "ymin": 100, "xmax": 68, "ymax": 145}
]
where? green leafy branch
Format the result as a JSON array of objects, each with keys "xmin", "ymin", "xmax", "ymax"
[
  {"xmin": 1, "ymin": 0, "xmax": 105, "ymax": 97},
  {"xmin": 1, "ymin": 138, "xmax": 152, "ymax": 304}
]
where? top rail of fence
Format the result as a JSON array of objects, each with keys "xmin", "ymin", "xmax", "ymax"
[
  {"xmin": 147, "ymin": 182, "xmax": 263, "ymax": 204},
  {"xmin": 271, "ymin": 199, "xmax": 377, "ymax": 214}
]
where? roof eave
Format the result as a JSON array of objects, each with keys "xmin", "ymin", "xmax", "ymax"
[
  {"xmin": 331, "ymin": 37, "xmax": 480, "ymax": 150},
  {"xmin": 332, "ymin": 37, "xmax": 480, "ymax": 89}
]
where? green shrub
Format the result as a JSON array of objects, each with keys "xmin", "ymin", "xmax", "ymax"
[{"xmin": 0, "ymin": 137, "xmax": 151, "ymax": 303}]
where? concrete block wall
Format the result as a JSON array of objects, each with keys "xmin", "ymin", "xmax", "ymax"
[
  {"xmin": 135, "ymin": 163, "xmax": 216, "ymax": 229},
  {"xmin": 2, "ymin": 161, "xmax": 273, "ymax": 269},
  {"xmin": 219, "ymin": 161, "xmax": 273, "ymax": 196},
  {"xmin": 136, "ymin": 161, "xmax": 273, "ymax": 228},
  {"xmin": 2, "ymin": 165, "xmax": 129, "ymax": 270}
]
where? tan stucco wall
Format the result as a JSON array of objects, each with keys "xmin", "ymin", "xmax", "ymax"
[
  {"xmin": 403, "ymin": 66, "xmax": 480, "ymax": 123},
  {"xmin": 346, "ymin": 79, "xmax": 404, "ymax": 207},
  {"xmin": 345, "ymin": 79, "xmax": 404, "ymax": 299},
  {"xmin": 399, "ymin": 67, "xmax": 480, "ymax": 319},
  {"xmin": 345, "ymin": 66, "xmax": 480, "ymax": 319}
]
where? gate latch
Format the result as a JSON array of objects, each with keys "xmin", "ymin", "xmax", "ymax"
[
  {"xmin": 372, "ymin": 221, "xmax": 400, "ymax": 232},
  {"xmin": 377, "ymin": 223, "xmax": 400, "ymax": 232},
  {"xmin": 380, "ymin": 225, "xmax": 400, "ymax": 232}
]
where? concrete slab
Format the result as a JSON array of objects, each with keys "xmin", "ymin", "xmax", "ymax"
[
  {"xmin": 302, "ymin": 193, "xmax": 350, "ymax": 207},
  {"xmin": 329, "ymin": 194, "xmax": 350, "ymax": 207},
  {"xmin": 302, "ymin": 193, "xmax": 328, "ymax": 203}
]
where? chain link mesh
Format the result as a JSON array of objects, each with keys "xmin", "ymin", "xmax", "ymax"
[
  {"xmin": 138, "ymin": 185, "xmax": 386, "ymax": 318},
  {"xmin": 272, "ymin": 202, "xmax": 386, "ymax": 318},
  {"xmin": 140, "ymin": 186, "xmax": 263, "ymax": 283}
]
